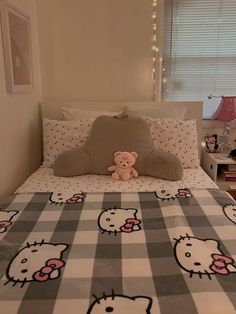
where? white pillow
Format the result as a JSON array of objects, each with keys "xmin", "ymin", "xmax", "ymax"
[
  {"xmin": 61, "ymin": 107, "xmax": 120, "ymax": 121},
  {"xmin": 42, "ymin": 118, "xmax": 94, "ymax": 167},
  {"xmin": 124, "ymin": 105, "xmax": 186, "ymax": 120},
  {"xmin": 147, "ymin": 118, "xmax": 200, "ymax": 168}
]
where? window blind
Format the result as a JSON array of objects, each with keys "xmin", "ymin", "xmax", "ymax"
[{"xmin": 162, "ymin": 0, "xmax": 236, "ymax": 118}]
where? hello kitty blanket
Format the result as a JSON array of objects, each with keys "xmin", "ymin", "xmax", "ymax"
[{"xmin": 0, "ymin": 188, "xmax": 236, "ymax": 314}]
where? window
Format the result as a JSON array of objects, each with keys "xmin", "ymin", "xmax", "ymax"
[{"xmin": 162, "ymin": 0, "xmax": 236, "ymax": 118}]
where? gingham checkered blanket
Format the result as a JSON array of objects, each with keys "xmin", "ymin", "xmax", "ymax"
[{"xmin": 0, "ymin": 188, "xmax": 236, "ymax": 314}]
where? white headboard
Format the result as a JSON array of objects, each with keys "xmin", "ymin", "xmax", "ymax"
[
  {"xmin": 41, "ymin": 100, "xmax": 202, "ymax": 142},
  {"xmin": 39, "ymin": 100, "xmax": 203, "ymax": 164},
  {"xmin": 41, "ymin": 99, "xmax": 201, "ymax": 123},
  {"xmin": 41, "ymin": 100, "xmax": 203, "ymax": 160}
]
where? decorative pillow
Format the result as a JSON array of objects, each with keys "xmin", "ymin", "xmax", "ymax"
[
  {"xmin": 123, "ymin": 105, "xmax": 186, "ymax": 120},
  {"xmin": 147, "ymin": 118, "xmax": 200, "ymax": 168},
  {"xmin": 42, "ymin": 118, "xmax": 94, "ymax": 167},
  {"xmin": 54, "ymin": 115, "xmax": 183, "ymax": 181},
  {"xmin": 61, "ymin": 107, "xmax": 121, "ymax": 121}
]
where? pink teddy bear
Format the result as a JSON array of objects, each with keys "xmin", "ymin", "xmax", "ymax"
[{"xmin": 108, "ymin": 151, "xmax": 138, "ymax": 181}]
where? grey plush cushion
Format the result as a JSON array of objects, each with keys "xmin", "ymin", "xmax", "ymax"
[{"xmin": 54, "ymin": 115, "xmax": 183, "ymax": 181}]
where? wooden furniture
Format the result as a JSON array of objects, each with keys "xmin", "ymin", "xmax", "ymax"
[
  {"xmin": 202, "ymin": 150, "xmax": 236, "ymax": 197},
  {"xmin": 227, "ymin": 185, "xmax": 236, "ymax": 200}
]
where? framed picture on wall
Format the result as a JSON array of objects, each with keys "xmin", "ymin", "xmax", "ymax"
[{"xmin": 0, "ymin": 2, "xmax": 33, "ymax": 92}]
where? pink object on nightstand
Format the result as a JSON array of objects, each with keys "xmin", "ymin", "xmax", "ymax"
[
  {"xmin": 213, "ymin": 96, "xmax": 236, "ymax": 122},
  {"xmin": 212, "ymin": 96, "xmax": 236, "ymax": 153}
]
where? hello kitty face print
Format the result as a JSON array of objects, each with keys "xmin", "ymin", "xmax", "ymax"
[
  {"xmin": 98, "ymin": 207, "xmax": 142, "ymax": 235},
  {"xmin": 155, "ymin": 189, "xmax": 176, "ymax": 201},
  {"xmin": 87, "ymin": 291, "xmax": 153, "ymax": 314},
  {"xmin": 5, "ymin": 240, "xmax": 68, "ymax": 287},
  {"xmin": 49, "ymin": 191, "xmax": 85, "ymax": 205},
  {"xmin": 155, "ymin": 188, "xmax": 192, "ymax": 201},
  {"xmin": 0, "ymin": 210, "xmax": 18, "ymax": 233},
  {"xmin": 223, "ymin": 204, "xmax": 236, "ymax": 224},
  {"xmin": 173, "ymin": 234, "xmax": 236, "ymax": 279}
]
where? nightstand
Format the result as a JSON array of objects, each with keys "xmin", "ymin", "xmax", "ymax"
[{"xmin": 202, "ymin": 150, "xmax": 236, "ymax": 192}]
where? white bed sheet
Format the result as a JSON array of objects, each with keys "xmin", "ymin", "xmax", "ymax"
[{"xmin": 17, "ymin": 166, "xmax": 217, "ymax": 194}]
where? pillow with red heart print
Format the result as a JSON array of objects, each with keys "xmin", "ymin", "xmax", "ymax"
[{"xmin": 147, "ymin": 118, "xmax": 200, "ymax": 168}]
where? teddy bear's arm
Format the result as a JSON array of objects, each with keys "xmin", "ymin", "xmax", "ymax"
[
  {"xmin": 131, "ymin": 167, "xmax": 138, "ymax": 178},
  {"xmin": 108, "ymin": 165, "xmax": 117, "ymax": 172}
]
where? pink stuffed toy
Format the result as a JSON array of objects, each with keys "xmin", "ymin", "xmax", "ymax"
[{"xmin": 108, "ymin": 151, "xmax": 138, "ymax": 181}]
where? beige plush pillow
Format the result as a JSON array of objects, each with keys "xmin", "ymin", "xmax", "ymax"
[
  {"xmin": 147, "ymin": 118, "xmax": 200, "ymax": 168},
  {"xmin": 42, "ymin": 118, "xmax": 94, "ymax": 167},
  {"xmin": 54, "ymin": 115, "xmax": 183, "ymax": 181}
]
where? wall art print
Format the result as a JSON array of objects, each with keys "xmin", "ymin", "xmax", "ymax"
[{"xmin": 0, "ymin": 2, "xmax": 33, "ymax": 92}]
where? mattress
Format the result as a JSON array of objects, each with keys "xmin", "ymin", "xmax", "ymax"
[{"xmin": 17, "ymin": 166, "xmax": 217, "ymax": 195}]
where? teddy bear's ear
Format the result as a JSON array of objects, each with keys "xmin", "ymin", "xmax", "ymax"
[
  {"xmin": 114, "ymin": 151, "xmax": 122, "ymax": 157},
  {"xmin": 131, "ymin": 151, "xmax": 138, "ymax": 159}
]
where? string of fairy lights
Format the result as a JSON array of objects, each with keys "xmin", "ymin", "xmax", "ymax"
[{"xmin": 152, "ymin": 0, "xmax": 158, "ymax": 99}]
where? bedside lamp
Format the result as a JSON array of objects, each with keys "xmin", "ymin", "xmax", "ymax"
[{"xmin": 212, "ymin": 96, "xmax": 236, "ymax": 153}]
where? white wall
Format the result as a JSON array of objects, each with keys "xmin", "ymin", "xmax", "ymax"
[
  {"xmin": 36, "ymin": 0, "xmax": 155, "ymax": 102},
  {"xmin": 0, "ymin": 0, "xmax": 42, "ymax": 198}
]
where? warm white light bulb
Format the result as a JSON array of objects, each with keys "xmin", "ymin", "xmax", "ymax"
[{"xmin": 163, "ymin": 78, "xmax": 167, "ymax": 83}]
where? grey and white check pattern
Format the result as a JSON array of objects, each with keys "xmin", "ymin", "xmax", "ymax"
[{"xmin": 0, "ymin": 189, "xmax": 236, "ymax": 314}]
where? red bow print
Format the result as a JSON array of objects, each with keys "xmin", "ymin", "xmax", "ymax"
[
  {"xmin": 66, "ymin": 193, "xmax": 85, "ymax": 204},
  {"xmin": 210, "ymin": 254, "xmax": 234, "ymax": 275},
  {"xmin": 33, "ymin": 258, "xmax": 65, "ymax": 282},
  {"xmin": 120, "ymin": 218, "xmax": 141, "ymax": 233},
  {"xmin": 0, "ymin": 220, "xmax": 12, "ymax": 233},
  {"xmin": 176, "ymin": 188, "xmax": 192, "ymax": 198}
]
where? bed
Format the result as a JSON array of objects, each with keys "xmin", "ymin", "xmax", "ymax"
[{"xmin": 1, "ymin": 101, "xmax": 236, "ymax": 314}]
